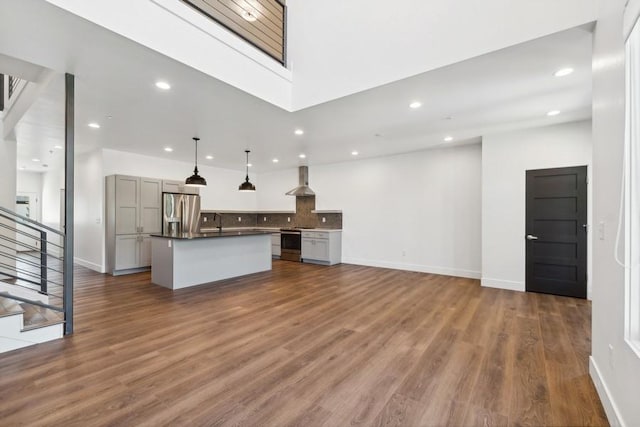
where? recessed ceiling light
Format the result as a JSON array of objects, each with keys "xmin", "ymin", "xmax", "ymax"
[
  {"xmin": 205, "ymin": 155, "xmax": 214, "ymax": 160},
  {"xmin": 547, "ymin": 110, "xmax": 561, "ymax": 116},
  {"xmin": 241, "ymin": 10, "xmax": 257, "ymax": 22},
  {"xmin": 164, "ymin": 147, "xmax": 173, "ymax": 152},
  {"xmin": 54, "ymin": 145, "xmax": 63, "ymax": 150},
  {"xmin": 272, "ymin": 158, "xmax": 279, "ymax": 163},
  {"xmin": 554, "ymin": 68, "xmax": 574, "ymax": 77},
  {"xmin": 351, "ymin": 151, "xmax": 359, "ymax": 156},
  {"xmin": 247, "ymin": 163, "xmax": 253, "ymax": 167},
  {"xmin": 444, "ymin": 136, "xmax": 454, "ymax": 142},
  {"xmin": 155, "ymin": 81, "xmax": 171, "ymax": 90},
  {"xmin": 299, "ymin": 154, "xmax": 306, "ymax": 159},
  {"xmin": 409, "ymin": 101, "xmax": 422, "ymax": 109},
  {"xmin": 88, "ymin": 122, "xmax": 100, "ymax": 129},
  {"xmin": 32, "ymin": 158, "xmax": 40, "ymax": 162},
  {"xmin": 294, "ymin": 129, "xmax": 304, "ymax": 135}
]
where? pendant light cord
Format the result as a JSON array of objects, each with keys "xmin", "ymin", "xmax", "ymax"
[
  {"xmin": 193, "ymin": 137, "xmax": 200, "ymax": 174},
  {"xmin": 245, "ymin": 150, "xmax": 250, "ymax": 181}
]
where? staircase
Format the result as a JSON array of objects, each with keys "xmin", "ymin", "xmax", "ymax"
[{"xmin": 0, "ymin": 206, "xmax": 71, "ymax": 353}]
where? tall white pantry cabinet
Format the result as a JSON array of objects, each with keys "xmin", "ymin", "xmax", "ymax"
[{"xmin": 106, "ymin": 175, "xmax": 197, "ymax": 275}]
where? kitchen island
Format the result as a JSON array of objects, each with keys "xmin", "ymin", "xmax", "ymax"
[{"xmin": 150, "ymin": 230, "xmax": 272, "ymax": 290}]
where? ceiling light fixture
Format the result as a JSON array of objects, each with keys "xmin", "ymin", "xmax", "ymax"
[
  {"xmin": 444, "ymin": 136, "xmax": 454, "ymax": 142},
  {"xmin": 294, "ymin": 129, "xmax": 304, "ymax": 135},
  {"xmin": 54, "ymin": 145, "xmax": 63, "ymax": 150},
  {"xmin": 409, "ymin": 101, "xmax": 422, "ymax": 109},
  {"xmin": 299, "ymin": 154, "xmax": 306, "ymax": 159},
  {"xmin": 554, "ymin": 68, "xmax": 574, "ymax": 77},
  {"xmin": 547, "ymin": 110, "xmax": 561, "ymax": 116},
  {"xmin": 352, "ymin": 151, "xmax": 359, "ymax": 156},
  {"xmin": 88, "ymin": 123, "xmax": 100, "ymax": 129},
  {"xmin": 32, "ymin": 158, "xmax": 40, "ymax": 162},
  {"xmin": 205, "ymin": 155, "xmax": 214, "ymax": 160},
  {"xmin": 272, "ymin": 158, "xmax": 279, "ymax": 163},
  {"xmin": 164, "ymin": 147, "xmax": 173, "ymax": 152},
  {"xmin": 155, "ymin": 81, "xmax": 171, "ymax": 90},
  {"xmin": 185, "ymin": 137, "xmax": 207, "ymax": 187},
  {"xmin": 241, "ymin": 9, "xmax": 257, "ymax": 22},
  {"xmin": 239, "ymin": 150, "xmax": 256, "ymax": 192}
]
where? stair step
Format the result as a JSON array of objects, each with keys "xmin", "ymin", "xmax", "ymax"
[
  {"xmin": 19, "ymin": 303, "xmax": 64, "ymax": 331},
  {"xmin": 0, "ymin": 296, "xmax": 25, "ymax": 318}
]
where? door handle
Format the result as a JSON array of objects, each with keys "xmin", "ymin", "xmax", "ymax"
[{"xmin": 526, "ymin": 234, "xmax": 539, "ymax": 240}]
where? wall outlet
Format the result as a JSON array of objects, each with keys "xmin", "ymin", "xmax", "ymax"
[
  {"xmin": 287, "ymin": 217, "xmax": 291, "ymax": 222},
  {"xmin": 402, "ymin": 250, "xmax": 406, "ymax": 257},
  {"xmin": 203, "ymin": 217, "xmax": 208, "ymax": 222},
  {"xmin": 238, "ymin": 217, "xmax": 242, "ymax": 222},
  {"xmin": 168, "ymin": 241, "xmax": 172, "ymax": 248},
  {"xmin": 599, "ymin": 221, "xmax": 605, "ymax": 240},
  {"xmin": 322, "ymin": 217, "xmax": 326, "ymax": 223},
  {"xmin": 263, "ymin": 216, "xmax": 267, "ymax": 222}
]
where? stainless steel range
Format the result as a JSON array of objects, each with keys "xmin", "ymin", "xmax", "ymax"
[{"xmin": 280, "ymin": 228, "xmax": 301, "ymax": 262}]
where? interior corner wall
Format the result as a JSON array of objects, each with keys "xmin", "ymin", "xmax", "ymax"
[
  {"xmin": 258, "ymin": 144, "xmax": 482, "ymax": 278},
  {"xmin": 589, "ymin": 0, "xmax": 640, "ymax": 425},
  {"xmin": 481, "ymin": 120, "xmax": 592, "ymax": 294}
]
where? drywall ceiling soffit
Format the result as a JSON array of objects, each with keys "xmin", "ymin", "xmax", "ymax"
[
  {"xmin": 0, "ymin": 53, "xmax": 48, "ymax": 82},
  {"xmin": 0, "ymin": 1, "xmax": 593, "ymax": 174}
]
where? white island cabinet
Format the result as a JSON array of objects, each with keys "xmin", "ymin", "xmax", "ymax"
[
  {"xmin": 301, "ymin": 230, "xmax": 342, "ymax": 265},
  {"xmin": 151, "ymin": 231, "xmax": 272, "ymax": 290}
]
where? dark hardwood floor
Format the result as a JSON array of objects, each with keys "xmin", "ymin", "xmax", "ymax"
[{"xmin": 0, "ymin": 260, "xmax": 608, "ymax": 426}]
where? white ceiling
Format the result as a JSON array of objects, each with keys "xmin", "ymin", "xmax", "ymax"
[{"xmin": 0, "ymin": 1, "xmax": 592, "ymax": 173}]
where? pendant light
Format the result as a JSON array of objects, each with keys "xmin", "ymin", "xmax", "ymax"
[
  {"xmin": 238, "ymin": 150, "xmax": 256, "ymax": 192},
  {"xmin": 185, "ymin": 137, "xmax": 207, "ymax": 187}
]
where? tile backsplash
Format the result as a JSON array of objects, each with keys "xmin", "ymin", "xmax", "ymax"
[{"xmin": 200, "ymin": 196, "xmax": 342, "ymax": 230}]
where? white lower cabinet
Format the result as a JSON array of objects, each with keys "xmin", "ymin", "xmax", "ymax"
[{"xmin": 301, "ymin": 231, "xmax": 341, "ymax": 265}]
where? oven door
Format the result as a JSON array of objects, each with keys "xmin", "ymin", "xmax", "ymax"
[
  {"xmin": 280, "ymin": 231, "xmax": 301, "ymax": 261},
  {"xmin": 281, "ymin": 232, "xmax": 301, "ymax": 251}
]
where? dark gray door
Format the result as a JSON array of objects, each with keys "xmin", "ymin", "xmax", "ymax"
[{"xmin": 525, "ymin": 166, "xmax": 588, "ymax": 298}]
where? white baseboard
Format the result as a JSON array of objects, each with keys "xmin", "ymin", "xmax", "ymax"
[
  {"xmin": 341, "ymin": 257, "xmax": 481, "ymax": 279},
  {"xmin": 590, "ymin": 356, "xmax": 624, "ymax": 427},
  {"xmin": 73, "ymin": 257, "xmax": 105, "ymax": 273},
  {"xmin": 480, "ymin": 277, "xmax": 525, "ymax": 292}
]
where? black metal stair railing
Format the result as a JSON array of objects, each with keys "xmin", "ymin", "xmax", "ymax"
[{"xmin": 0, "ymin": 205, "xmax": 71, "ymax": 333}]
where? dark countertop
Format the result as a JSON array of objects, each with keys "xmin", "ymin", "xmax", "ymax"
[{"xmin": 150, "ymin": 230, "xmax": 273, "ymax": 240}]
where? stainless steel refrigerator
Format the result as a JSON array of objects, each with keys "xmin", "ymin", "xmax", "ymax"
[{"xmin": 162, "ymin": 192, "xmax": 201, "ymax": 235}]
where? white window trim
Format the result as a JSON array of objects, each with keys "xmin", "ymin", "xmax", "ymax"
[{"xmin": 624, "ymin": 17, "xmax": 640, "ymax": 358}]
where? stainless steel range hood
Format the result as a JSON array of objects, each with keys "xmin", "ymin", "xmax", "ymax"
[{"xmin": 285, "ymin": 166, "xmax": 315, "ymax": 196}]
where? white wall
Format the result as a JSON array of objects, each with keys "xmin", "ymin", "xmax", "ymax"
[
  {"xmin": 0, "ymin": 121, "xmax": 16, "ymax": 272},
  {"xmin": 258, "ymin": 144, "xmax": 482, "ymax": 278},
  {"xmin": 287, "ymin": 0, "xmax": 598, "ymax": 109},
  {"xmin": 73, "ymin": 148, "xmax": 260, "ymax": 272},
  {"xmin": 102, "ymin": 149, "xmax": 258, "ymax": 211},
  {"xmin": 589, "ymin": 0, "xmax": 640, "ymax": 425},
  {"xmin": 0, "ymin": 122, "xmax": 16, "ymax": 210},
  {"xmin": 256, "ymin": 168, "xmax": 296, "ymax": 212},
  {"xmin": 74, "ymin": 150, "xmax": 104, "ymax": 271},
  {"xmin": 40, "ymin": 167, "xmax": 64, "ymax": 230},
  {"xmin": 482, "ymin": 121, "xmax": 593, "ymax": 294}
]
